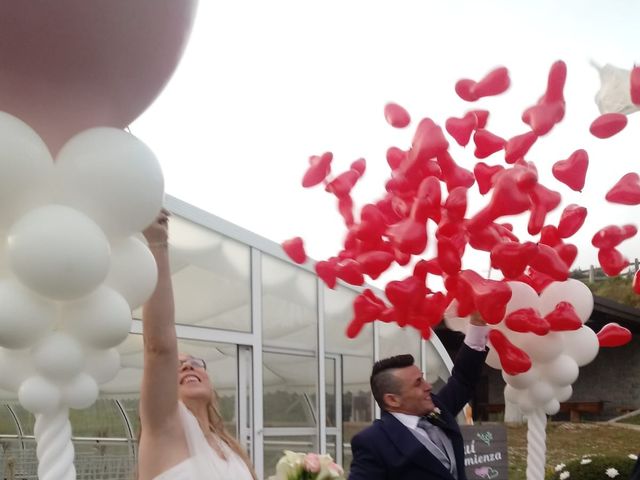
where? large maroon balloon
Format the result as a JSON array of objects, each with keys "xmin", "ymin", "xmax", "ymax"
[{"xmin": 0, "ymin": 0, "xmax": 198, "ymax": 154}]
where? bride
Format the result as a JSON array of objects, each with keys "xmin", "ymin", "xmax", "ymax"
[{"xmin": 137, "ymin": 210, "xmax": 256, "ymax": 480}]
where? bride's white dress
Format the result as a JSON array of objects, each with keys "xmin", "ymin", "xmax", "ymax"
[{"xmin": 153, "ymin": 402, "xmax": 254, "ymax": 480}]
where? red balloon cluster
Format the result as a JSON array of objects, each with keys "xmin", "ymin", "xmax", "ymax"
[{"xmin": 282, "ymin": 60, "xmax": 638, "ymax": 372}]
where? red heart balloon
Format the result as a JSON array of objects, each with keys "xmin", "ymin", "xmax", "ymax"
[
  {"xmin": 437, "ymin": 237, "xmax": 462, "ymax": 276},
  {"xmin": 592, "ymin": 224, "xmax": 637, "ymax": 249},
  {"xmin": 387, "ymin": 217, "xmax": 428, "ymax": 256},
  {"xmin": 544, "ymin": 301, "xmax": 582, "ymax": 331},
  {"xmin": 457, "ymin": 270, "xmax": 512, "ymax": 324},
  {"xmin": 473, "ymin": 162, "xmax": 504, "ymax": 195},
  {"xmin": 353, "ymin": 289, "xmax": 386, "ymax": 323},
  {"xmin": 469, "ymin": 109, "xmax": 490, "ymax": 129},
  {"xmin": 420, "ymin": 292, "xmax": 448, "ymax": 326},
  {"xmin": 631, "ymin": 66, "xmax": 640, "ymax": 105},
  {"xmin": 338, "ymin": 195, "xmax": 355, "ymax": 227},
  {"xmin": 521, "ymin": 61, "xmax": 566, "ymax": 136},
  {"xmin": 411, "ymin": 176, "xmax": 442, "ymax": 223},
  {"xmin": 557, "ymin": 204, "xmax": 588, "ymax": 238},
  {"xmin": 384, "ymin": 102, "xmax": 411, "ymax": 128},
  {"xmin": 539, "ymin": 225, "xmax": 562, "ymax": 247},
  {"xmin": 385, "ymin": 275, "xmax": 425, "ymax": 312},
  {"xmin": 282, "ymin": 237, "xmax": 307, "ymax": 264},
  {"xmin": 527, "ymin": 183, "xmax": 561, "ymax": 235},
  {"xmin": 350, "ymin": 158, "xmax": 366, "ymax": 176},
  {"xmin": 386, "ymin": 147, "xmax": 406, "ymax": 170},
  {"xmin": 489, "ymin": 329, "xmax": 532, "ymax": 375},
  {"xmin": 326, "ymin": 169, "xmax": 360, "ymax": 198},
  {"xmin": 598, "ymin": 248, "xmax": 628, "ymax": 276},
  {"xmin": 444, "ymin": 187, "xmax": 468, "ymax": 221},
  {"xmin": 633, "ymin": 270, "xmax": 640, "ymax": 294},
  {"xmin": 606, "ymin": 173, "xmax": 640, "ymax": 205},
  {"xmin": 552, "ymin": 149, "xmax": 589, "ymax": 192},
  {"xmin": 436, "ymin": 151, "xmax": 475, "ymax": 191},
  {"xmin": 597, "ymin": 322, "xmax": 632, "ymax": 347},
  {"xmin": 525, "ymin": 269, "xmax": 555, "ymax": 294},
  {"xmin": 409, "ymin": 118, "xmax": 449, "ymax": 165},
  {"xmin": 555, "ymin": 243, "xmax": 578, "ymax": 268},
  {"xmin": 471, "ymin": 66, "xmax": 511, "ymax": 98},
  {"xmin": 336, "ymin": 259, "xmax": 364, "ymax": 285},
  {"xmin": 504, "ymin": 131, "xmax": 538, "ymax": 164},
  {"xmin": 315, "ymin": 260, "xmax": 338, "ymax": 289},
  {"xmin": 302, "ymin": 152, "xmax": 333, "ymax": 188},
  {"xmin": 505, "ymin": 307, "xmax": 550, "ymax": 335},
  {"xmin": 590, "ymin": 113, "xmax": 628, "ymax": 139},
  {"xmin": 529, "ymin": 244, "xmax": 569, "ymax": 281},
  {"xmin": 522, "ymin": 101, "xmax": 565, "ymax": 136},
  {"xmin": 445, "ymin": 112, "xmax": 477, "ymax": 147},
  {"xmin": 356, "ymin": 250, "xmax": 394, "ymax": 280},
  {"xmin": 455, "ymin": 78, "xmax": 479, "ymax": 102},
  {"xmin": 473, "ymin": 129, "xmax": 506, "ymax": 159},
  {"xmin": 490, "ymin": 241, "xmax": 538, "ymax": 279}
]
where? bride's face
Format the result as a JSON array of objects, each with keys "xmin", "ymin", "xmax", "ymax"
[{"xmin": 177, "ymin": 353, "xmax": 213, "ymax": 402}]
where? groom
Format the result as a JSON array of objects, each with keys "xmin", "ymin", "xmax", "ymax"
[{"xmin": 348, "ymin": 314, "xmax": 489, "ymax": 480}]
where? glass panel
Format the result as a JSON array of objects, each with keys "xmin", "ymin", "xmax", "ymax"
[
  {"xmin": 69, "ymin": 399, "xmax": 128, "ymax": 438},
  {"xmin": 424, "ymin": 340, "xmax": 450, "ymax": 391},
  {"xmin": 262, "ymin": 255, "xmax": 317, "ymax": 350},
  {"xmin": 105, "ymin": 336, "xmax": 239, "ymax": 439},
  {"xmin": 325, "ymin": 358, "xmax": 336, "ymax": 428},
  {"xmin": 324, "ymin": 285, "xmax": 373, "ymax": 476},
  {"xmin": 10, "ymin": 404, "xmax": 34, "ymax": 436},
  {"xmin": 133, "ymin": 215, "xmax": 251, "ymax": 332},
  {"xmin": 263, "ymin": 435, "xmax": 317, "ymax": 480},
  {"xmin": 326, "ymin": 435, "xmax": 337, "ymax": 462},
  {"xmin": 263, "ymin": 352, "xmax": 317, "ymax": 428},
  {"xmin": 378, "ymin": 322, "xmax": 421, "ymax": 363},
  {"xmin": 0, "ymin": 404, "xmax": 18, "ymax": 435}
]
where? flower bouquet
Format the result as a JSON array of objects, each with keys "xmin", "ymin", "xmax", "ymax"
[{"xmin": 269, "ymin": 450, "xmax": 345, "ymax": 480}]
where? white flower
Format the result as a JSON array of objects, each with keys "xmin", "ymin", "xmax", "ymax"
[
  {"xmin": 560, "ymin": 471, "xmax": 570, "ymax": 480},
  {"xmin": 630, "ymin": 454, "xmax": 638, "ymax": 460},
  {"xmin": 605, "ymin": 467, "xmax": 619, "ymax": 478},
  {"xmin": 580, "ymin": 458, "xmax": 592, "ymax": 465},
  {"xmin": 555, "ymin": 463, "xmax": 566, "ymax": 472}
]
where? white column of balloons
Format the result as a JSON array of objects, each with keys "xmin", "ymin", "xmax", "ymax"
[
  {"xmin": 0, "ymin": 113, "xmax": 162, "ymax": 480},
  {"xmin": 446, "ymin": 279, "xmax": 598, "ymax": 480}
]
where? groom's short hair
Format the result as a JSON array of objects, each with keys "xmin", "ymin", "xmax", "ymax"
[{"xmin": 370, "ymin": 354, "xmax": 414, "ymax": 409}]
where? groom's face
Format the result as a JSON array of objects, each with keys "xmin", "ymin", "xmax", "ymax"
[{"xmin": 387, "ymin": 365, "xmax": 435, "ymax": 416}]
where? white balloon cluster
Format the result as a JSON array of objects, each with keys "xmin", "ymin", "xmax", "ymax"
[
  {"xmin": 0, "ymin": 112, "xmax": 162, "ymax": 479},
  {"xmin": 446, "ymin": 279, "xmax": 596, "ymax": 416}
]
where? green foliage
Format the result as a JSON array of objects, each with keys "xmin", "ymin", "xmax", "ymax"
[
  {"xmin": 582, "ymin": 275, "xmax": 640, "ymax": 308},
  {"xmin": 545, "ymin": 454, "xmax": 636, "ymax": 480}
]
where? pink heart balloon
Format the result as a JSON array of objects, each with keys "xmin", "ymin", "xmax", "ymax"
[{"xmin": 552, "ymin": 149, "xmax": 589, "ymax": 192}]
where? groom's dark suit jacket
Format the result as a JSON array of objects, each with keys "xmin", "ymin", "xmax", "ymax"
[{"xmin": 348, "ymin": 344, "xmax": 488, "ymax": 480}]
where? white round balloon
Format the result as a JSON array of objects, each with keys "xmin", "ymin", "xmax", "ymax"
[
  {"xmin": 504, "ymin": 384, "xmax": 522, "ymax": 403},
  {"xmin": 54, "ymin": 127, "xmax": 164, "ymax": 238},
  {"xmin": 518, "ymin": 394, "xmax": 537, "ymax": 413},
  {"xmin": 63, "ymin": 373, "xmax": 99, "ymax": 410},
  {"xmin": 85, "ymin": 348, "xmax": 121, "ymax": 384},
  {"xmin": 0, "ymin": 279, "xmax": 55, "ymax": 348},
  {"xmin": 33, "ymin": 332, "xmax": 85, "ymax": 381},
  {"xmin": 544, "ymin": 398, "xmax": 561, "ymax": 415},
  {"xmin": 0, "ymin": 113, "xmax": 54, "ymax": 230},
  {"xmin": 539, "ymin": 354, "xmax": 579, "ymax": 386},
  {"xmin": 528, "ymin": 380, "xmax": 555, "ymax": 406},
  {"xmin": 0, "ymin": 348, "xmax": 35, "ymax": 392},
  {"xmin": 64, "ymin": 286, "xmax": 132, "ymax": 349},
  {"xmin": 443, "ymin": 300, "xmax": 469, "ymax": 334},
  {"xmin": 503, "ymin": 367, "xmax": 539, "ymax": 389},
  {"xmin": 514, "ymin": 331, "xmax": 564, "ymax": 363},
  {"xmin": 505, "ymin": 281, "xmax": 542, "ymax": 316},
  {"xmin": 562, "ymin": 326, "xmax": 599, "ymax": 367},
  {"xmin": 539, "ymin": 279, "xmax": 594, "ymax": 323},
  {"xmin": 7, "ymin": 205, "xmax": 110, "ymax": 301},
  {"xmin": 18, "ymin": 375, "xmax": 61, "ymax": 414},
  {"xmin": 554, "ymin": 385, "xmax": 573, "ymax": 403}
]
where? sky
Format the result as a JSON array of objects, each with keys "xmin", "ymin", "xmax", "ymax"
[{"xmin": 131, "ymin": 0, "xmax": 640, "ymax": 289}]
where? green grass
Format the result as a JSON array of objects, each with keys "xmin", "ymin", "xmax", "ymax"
[
  {"xmin": 505, "ymin": 422, "xmax": 640, "ymax": 480},
  {"xmin": 617, "ymin": 413, "xmax": 640, "ymax": 425}
]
